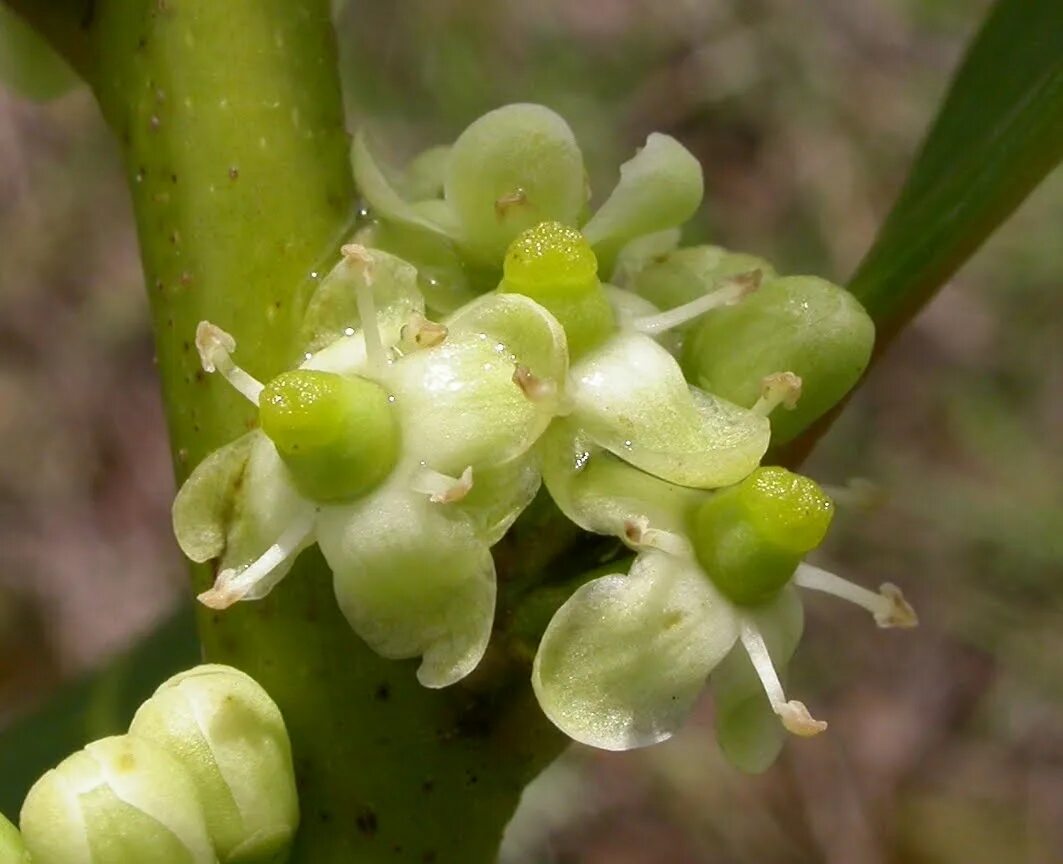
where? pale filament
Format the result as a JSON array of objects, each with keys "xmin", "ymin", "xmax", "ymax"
[
  {"xmin": 752, "ymin": 371, "xmax": 802, "ymax": 416},
  {"xmin": 341, "ymin": 244, "xmax": 386, "ymax": 374},
  {"xmin": 738, "ymin": 617, "xmax": 828, "ymax": 737},
  {"xmin": 632, "ymin": 271, "xmax": 760, "ymax": 335},
  {"xmin": 197, "ymin": 511, "xmax": 315, "ymax": 610},
  {"xmin": 411, "ymin": 466, "xmax": 474, "ymax": 504},
  {"xmin": 195, "ymin": 321, "xmax": 263, "ymax": 404},
  {"xmin": 794, "ymin": 563, "xmax": 918, "ymax": 629}
]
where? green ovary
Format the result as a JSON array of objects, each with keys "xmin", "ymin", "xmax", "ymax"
[
  {"xmin": 500, "ymin": 221, "xmax": 615, "ymax": 358},
  {"xmin": 691, "ymin": 467, "xmax": 834, "ymax": 606},
  {"xmin": 259, "ymin": 370, "xmax": 399, "ymax": 502}
]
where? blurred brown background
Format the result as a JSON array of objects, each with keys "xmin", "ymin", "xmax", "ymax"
[{"xmin": 1, "ymin": 0, "xmax": 1061, "ymax": 861}]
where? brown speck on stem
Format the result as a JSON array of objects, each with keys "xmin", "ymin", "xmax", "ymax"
[{"xmin": 228, "ymin": 166, "xmax": 239, "ymax": 180}]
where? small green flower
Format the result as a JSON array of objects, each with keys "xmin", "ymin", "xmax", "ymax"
[
  {"xmin": 352, "ymin": 103, "xmax": 704, "ymax": 286},
  {"xmin": 532, "ymin": 462, "xmax": 916, "ymax": 753},
  {"xmin": 174, "ymin": 245, "xmax": 567, "ymax": 687}
]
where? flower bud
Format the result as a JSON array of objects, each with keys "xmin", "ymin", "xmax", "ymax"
[
  {"xmin": 0, "ymin": 811, "xmax": 29, "ymax": 862},
  {"xmin": 20, "ymin": 735, "xmax": 215, "ymax": 864},
  {"xmin": 690, "ymin": 467, "xmax": 834, "ymax": 605},
  {"xmin": 129, "ymin": 664, "xmax": 299, "ymax": 864},
  {"xmin": 682, "ymin": 276, "xmax": 874, "ymax": 443}
]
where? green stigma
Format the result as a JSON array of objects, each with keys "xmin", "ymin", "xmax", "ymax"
[
  {"xmin": 259, "ymin": 370, "xmax": 399, "ymax": 502},
  {"xmin": 691, "ymin": 467, "xmax": 834, "ymax": 606},
  {"xmin": 500, "ymin": 221, "xmax": 615, "ymax": 357}
]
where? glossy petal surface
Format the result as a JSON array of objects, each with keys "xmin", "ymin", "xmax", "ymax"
[{"xmin": 533, "ymin": 551, "xmax": 738, "ymax": 750}]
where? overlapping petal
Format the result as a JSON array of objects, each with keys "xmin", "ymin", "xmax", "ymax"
[
  {"xmin": 386, "ymin": 292, "xmax": 567, "ymax": 474},
  {"xmin": 532, "ymin": 550, "xmax": 738, "ymax": 750},
  {"xmin": 316, "ymin": 479, "xmax": 495, "ymax": 688},
  {"xmin": 568, "ymin": 330, "xmax": 770, "ymax": 488}
]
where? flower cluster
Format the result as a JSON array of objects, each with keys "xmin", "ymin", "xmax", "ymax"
[
  {"xmin": 17, "ymin": 665, "xmax": 299, "ymax": 864},
  {"xmin": 174, "ymin": 103, "xmax": 915, "ymax": 769}
]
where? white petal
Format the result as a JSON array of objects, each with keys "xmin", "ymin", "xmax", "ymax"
[
  {"xmin": 386, "ymin": 292, "xmax": 567, "ymax": 474},
  {"xmin": 317, "ymin": 479, "xmax": 495, "ymax": 688},
  {"xmin": 582, "ymin": 133, "xmax": 702, "ymax": 256},
  {"xmin": 532, "ymin": 550, "xmax": 738, "ymax": 750},
  {"xmin": 172, "ymin": 432, "xmax": 256, "ymax": 563},
  {"xmin": 569, "ymin": 331, "xmax": 769, "ymax": 488},
  {"xmin": 539, "ymin": 419, "xmax": 704, "ymax": 539},
  {"xmin": 352, "ymin": 131, "xmax": 455, "ymax": 238}
]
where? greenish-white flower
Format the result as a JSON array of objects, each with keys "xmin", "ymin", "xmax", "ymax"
[
  {"xmin": 174, "ymin": 245, "xmax": 567, "ymax": 687},
  {"xmin": 532, "ymin": 461, "xmax": 917, "ymax": 754}
]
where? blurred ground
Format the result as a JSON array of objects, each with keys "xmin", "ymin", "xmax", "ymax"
[{"xmin": 1, "ymin": 0, "xmax": 1061, "ymax": 861}]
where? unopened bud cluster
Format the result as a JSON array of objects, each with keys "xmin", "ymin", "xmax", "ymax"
[
  {"xmin": 171, "ymin": 103, "xmax": 915, "ymax": 771},
  {"xmin": 16, "ymin": 665, "xmax": 298, "ymax": 864}
]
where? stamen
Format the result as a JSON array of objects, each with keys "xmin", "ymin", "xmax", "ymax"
[
  {"xmin": 738, "ymin": 617, "xmax": 828, "ymax": 737},
  {"xmin": 794, "ymin": 563, "xmax": 918, "ymax": 629},
  {"xmin": 197, "ymin": 512, "xmax": 315, "ymax": 610},
  {"xmin": 411, "ymin": 465, "xmax": 474, "ymax": 503},
  {"xmin": 821, "ymin": 478, "xmax": 886, "ymax": 512},
  {"xmin": 194, "ymin": 321, "xmax": 264, "ymax": 404},
  {"xmin": 632, "ymin": 271, "xmax": 761, "ymax": 335},
  {"xmin": 400, "ymin": 312, "xmax": 448, "ymax": 351},
  {"xmin": 622, "ymin": 517, "xmax": 688, "ymax": 556},
  {"xmin": 752, "ymin": 371, "xmax": 803, "ymax": 416},
  {"xmin": 513, "ymin": 365, "xmax": 558, "ymax": 404},
  {"xmin": 494, "ymin": 188, "xmax": 527, "ymax": 219},
  {"xmin": 341, "ymin": 244, "xmax": 386, "ymax": 373}
]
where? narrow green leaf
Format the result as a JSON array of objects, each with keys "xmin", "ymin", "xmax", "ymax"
[
  {"xmin": 0, "ymin": 5, "xmax": 79, "ymax": 101},
  {"xmin": 849, "ymin": 0, "xmax": 1063, "ymax": 336}
]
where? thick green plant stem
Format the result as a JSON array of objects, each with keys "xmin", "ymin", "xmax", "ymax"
[{"xmin": 7, "ymin": 1, "xmax": 564, "ymax": 861}]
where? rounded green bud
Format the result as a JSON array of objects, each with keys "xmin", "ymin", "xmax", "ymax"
[
  {"xmin": 259, "ymin": 369, "xmax": 399, "ymax": 502},
  {"xmin": 0, "ymin": 811, "xmax": 29, "ymax": 863},
  {"xmin": 20, "ymin": 735, "xmax": 215, "ymax": 864},
  {"xmin": 690, "ymin": 466, "xmax": 834, "ymax": 605},
  {"xmin": 500, "ymin": 221, "xmax": 615, "ymax": 357},
  {"xmin": 445, "ymin": 104, "xmax": 586, "ymax": 267},
  {"xmin": 633, "ymin": 245, "xmax": 776, "ymax": 313},
  {"xmin": 682, "ymin": 275, "xmax": 875, "ymax": 444},
  {"xmin": 129, "ymin": 664, "xmax": 299, "ymax": 864}
]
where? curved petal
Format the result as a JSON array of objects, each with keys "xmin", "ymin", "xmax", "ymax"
[
  {"xmin": 301, "ymin": 246, "xmax": 425, "ymax": 359},
  {"xmin": 710, "ymin": 586, "xmax": 804, "ymax": 773},
  {"xmin": 570, "ymin": 331, "xmax": 769, "ymax": 488},
  {"xmin": 581, "ymin": 134, "xmax": 703, "ymax": 257},
  {"xmin": 173, "ymin": 431, "xmax": 257, "ymax": 563},
  {"xmin": 532, "ymin": 550, "xmax": 738, "ymax": 750},
  {"xmin": 202, "ymin": 435, "xmax": 316, "ymax": 605},
  {"xmin": 539, "ymin": 419, "xmax": 704, "ymax": 539},
  {"xmin": 317, "ymin": 480, "xmax": 495, "ymax": 688},
  {"xmin": 386, "ymin": 292, "xmax": 567, "ymax": 474},
  {"xmin": 352, "ymin": 132, "xmax": 457, "ymax": 237},
  {"xmin": 458, "ymin": 453, "xmax": 542, "ymax": 546}
]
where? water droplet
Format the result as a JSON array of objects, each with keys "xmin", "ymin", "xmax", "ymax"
[
  {"xmin": 623, "ymin": 439, "xmax": 633, "ymax": 448},
  {"xmin": 304, "ymin": 352, "xmax": 313, "ymax": 361},
  {"xmin": 344, "ymin": 327, "xmax": 355, "ymax": 337},
  {"xmin": 310, "ymin": 270, "xmax": 319, "ymax": 279}
]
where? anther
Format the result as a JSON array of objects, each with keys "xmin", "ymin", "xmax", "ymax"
[
  {"xmin": 793, "ymin": 563, "xmax": 918, "ymax": 629},
  {"xmin": 194, "ymin": 321, "xmax": 264, "ymax": 404},
  {"xmin": 513, "ymin": 365, "xmax": 557, "ymax": 403},
  {"xmin": 739, "ymin": 617, "xmax": 828, "ymax": 737},
  {"xmin": 401, "ymin": 312, "xmax": 448, "ymax": 351},
  {"xmin": 494, "ymin": 188, "xmax": 528, "ymax": 219},
  {"xmin": 411, "ymin": 466, "xmax": 474, "ymax": 504},
  {"xmin": 752, "ymin": 371, "xmax": 803, "ymax": 416},
  {"xmin": 622, "ymin": 517, "xmax": 688, "ymax": 556}
]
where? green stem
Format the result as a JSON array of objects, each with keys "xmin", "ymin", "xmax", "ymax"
[{"xmin": 10, "ymin": 1, "xmax": 565, "ymax": 860}]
